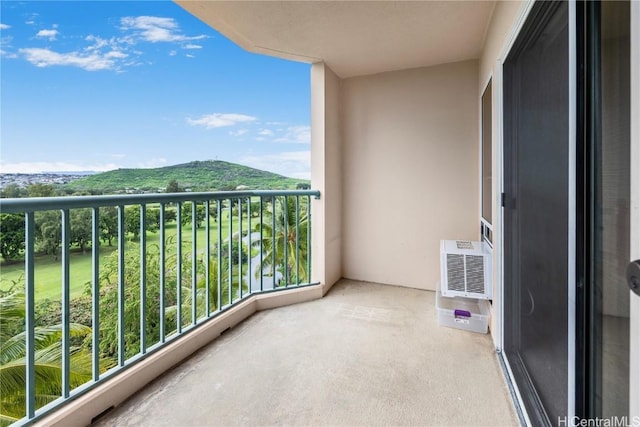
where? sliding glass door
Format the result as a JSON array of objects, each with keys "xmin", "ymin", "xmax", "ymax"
[
  {"xmin": 502, "ymin": 0, "xmax": 638, "ymax": 422},
  {"xmin": 503, "ymin": 2, "xmax": 570, "ymax": 424},
  {"xmin": 584, "ymin": 0, "xmax": 632, "ymax": 419}
]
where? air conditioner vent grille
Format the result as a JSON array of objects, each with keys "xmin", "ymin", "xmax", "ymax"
[
  {"xmin": 446, "ymin": 254, "xmax": 465, "ymax": 292},
  {"xmin": 456, "ymin": 241, "xmax": 474, "ymax": 250},
  {"xmin": 440, "ymin": 240, "xmax": 492, "ymax": 299},
  {"xmin": 465, "ymin": 255, "xmax": 485, "ymax": 294}
]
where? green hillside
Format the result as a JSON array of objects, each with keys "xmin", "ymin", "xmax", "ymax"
[{"xmin": 64, "ymin": 160, "xmax": 308, "ymax": 193}]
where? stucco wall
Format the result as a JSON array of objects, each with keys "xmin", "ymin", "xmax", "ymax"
[
  {"xmin": 341, "ymin": 60, "xmax": 479, "ymax": 290},
  {"xmin": 479, "ymin": 1, "xmax": 526, "ymax": 90},
  {"xmin": 311, "ymin": 63, "xmax": 342, "ymax": 293}
]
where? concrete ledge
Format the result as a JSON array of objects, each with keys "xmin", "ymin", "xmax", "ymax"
[
  {"xmin": 36, "ymin": 285, "xmax": 324, "ymax": 427},
  {"xmin": 255, "ymin": 285, "xmax": 323, "ymax": 311}
]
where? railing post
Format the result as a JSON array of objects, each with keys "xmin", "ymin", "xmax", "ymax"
[
  {"xmin": 284, "ymin": 196, "xmax": 289, "ymax": 287},
  {"xmin": 25, "ymin": 211, "xmax": 36, "ymax": 420},
  {"xmin": 92, "ymin": 207, "xmax": 100, "ymax": 381},
  {"xmin": 191, "ymin": 202, "xmax": 197, "ymax": 325},
  {"xmin": 217, "ymin": 200, "xmax": 222, "ymax": 311},
  {"xmin": 272, "ymin": 197, "xmax": 276, "ymax": 287},
  {"xmin": 117, "ymin": 206, "xmax": 126, "ymax": 365},
  {"xmin": 228, "ymin": 198, "xmax": 233, "ymax": 306},
  {"xmin": 159, "ymin": 204, "xmax": 166, "ymax": 343},
  {"xmin": 61, "ymin": 209, "xmax": 71, "ymax": 398},
  {"xmin": 176, "ymin": 202, "xmax": 182, "ymax": 334},
  {"xmin": 295, "ymin": 197, "xmax": 300, "ymax": 285},
  {"xmin": 238, "ymin": 198, "xmax": 243, "ymax": 300},
  {"xmin": 140, "ymin": 204, "xmax": 147, "ymax": 354},
  {"xmin": 259, "ymin": 197, "xmax": 264, "ymax": 292},
  {"xmin": 307, "ymin": 195, "xmax": 312, "ymax": 284},
  {"xmin": 247, "ymin": 197, "xmax": 252, "ymax": 294},
  {"xmin": 205, "ymin": 200, "xmax": 211, "ymax": 317}
]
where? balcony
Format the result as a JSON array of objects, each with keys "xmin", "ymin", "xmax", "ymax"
[
  {"xmin": 0, "ymin": 191, "xmax": 517, "ymax": 426},
  {"xmin": 0, "ymin": 190, "xmax": 321, "ymax": 426},
  {"xmin": 90, "ymin": 280, "xmax": 518, "ymax": 427}
]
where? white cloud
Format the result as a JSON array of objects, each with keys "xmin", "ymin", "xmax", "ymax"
[
  {"xmin": 36, "ymin": 28, "xmax": 59, "ymax": 41},
  {"xmin": 120, "ymin": 16, "xmax": 206, "ymax": 43},
  {"xmin": 84, "ymin": 35, "xmax": 118, "ymax": 51},
  {"xmin": 229, "ymin": 129, "xmax": 248, "ymax": 137},
  {"xmin": 240, "ymin": 151, "xmax": 310, "ymax": 180},
  {"xmin": 187, "ymin": 113, "xmax": 257, "ymax": 129},
  {"xmin": 0, "ymin": 24, "xmax": 11, "ymax": 30},
  {"xmin": 15, "ymin": 16, "xmax": 204, "ymax": 72},
  {"xmin": 20, "ymin": 47, "xmax": 116, "ymax": 71},
  {"xmin": 0, "ymin": 161, "xmax": 119, "ymax": 174},
  {"xmin": 25, "ymin": 14, "xmax": 39, "ymax": 26},
  {"xmin": 258, "ymin": 129, "xmax": 274, "ymax": 136},
  {"xmin": 105, "ymin": 50, "xmax": 127, "ymax": 59},
  {"xmin": 185, "ymin": 53, "xmax": 195, "ymax": 58},
  {"xmin": 0, "ymin": 49, "xmax": 17, "ymax": 59},
  {"xmin": 275, "ymin": 125, "xmax": 311, "ymax": 144}
]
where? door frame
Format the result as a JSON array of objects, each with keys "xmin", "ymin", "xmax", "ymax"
[
  {"xmin": 495, "ymin": 0, "xmax": 639, "ymax": 423},
  {"xmin": 630, "ymin": 0, "xmax": 640, "ymax": 419},
  {"xmin": 493, "ymin": 1, "xmax": 536, "ymax": 424}
]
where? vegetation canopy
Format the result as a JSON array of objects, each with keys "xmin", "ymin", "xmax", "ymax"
[{"xmin": 62, "ymin": 160, "xmax": 308, "ymax": 193}]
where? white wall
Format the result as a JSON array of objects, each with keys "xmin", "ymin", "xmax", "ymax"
[
  {"xmin": 341, "ymin": 60, "xmax": 479, "ymax": 291},
  {"xmin": 479, "ymin": 2, "xmax": 526, "ymax": 90},
  {"xmin": 311, "ymin": 63, "xmax": 342, "ymax": 294}
]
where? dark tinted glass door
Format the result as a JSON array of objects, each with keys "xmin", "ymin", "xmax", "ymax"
[
  {"xmin": 503, "ymin": 2, "xmax": 569, "ymax": 424},
  {"xmin": 585, "ymin": 0, "xmax": 631, "ymax": 418}
]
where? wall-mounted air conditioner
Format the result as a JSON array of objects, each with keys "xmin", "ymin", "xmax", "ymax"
[{"xmin": 440, "ymin": 240, "xmax": 492, "ymax": 300}]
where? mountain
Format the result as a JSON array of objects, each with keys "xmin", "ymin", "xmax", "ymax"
[{"xmin": 63, "ymin": 160, "xmax": 308, "ymax": 193}]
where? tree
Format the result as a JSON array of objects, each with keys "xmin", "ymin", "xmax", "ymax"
[
  {"xmin": 0, "ymin": 184, "xmax": 25, "ymax": 199},
  {"xmin": 124, "ymin": 206, "xmax": 159, "ymax": 240},
  {"xmin": 0, "ymin": 214, "xmax": 25, "ymax": 262},
  {"xmin": 99, "ymin": 207, "xmax": 118, "ymax": 246},
  {"xmin": 252, "ymin": 197, "xmax": 309, "ymax": 286},
  {"xmin": 96, "ymin": 238, "xmax": 247, "ymax": 361},
  {"xmin": 0, "ymin": 290, "xmax": 97, "ymax": 423},
  {"xmin": 35, "ymin": 211, "xmax": 61, "ymax": 260},
  {"xmin": 164, "ymin": 207, "xmax": 177, "ymax": 223},
  {"xmin": 165, "ymin": 180, "xmax": 182, "ymax": 193},
  {"xmin": 250, "ymin": 202, "xmax": 261, "ymax": 218},
  {"xmin": 70, "ymin": 209, "xmax": 92, "ymax": 254},
  {"xmin": 180, "ymin": 202, "xmax": 206, "ymax": 228},
  {"xmin": 214, "ymin": 237, "xmax": 249, "ymax": 266},
  {"xmin": 146, "ymin": 208, "xmax": 161, "ymax": 231},
  {"xmin": 296, "ymin": 182, "xmax": 311, "ymax": 190},
  {"xmin": 27, "ymin": 183, "xmax": 55, "ymax": 198}
]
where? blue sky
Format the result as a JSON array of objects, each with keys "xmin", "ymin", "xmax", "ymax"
[{"xmin": 0, "ymin": 1, "xmax": 311, "ymax": 179}]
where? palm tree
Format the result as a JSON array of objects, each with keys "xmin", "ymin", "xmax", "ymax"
[
  {"xmin": 252, "ymin": 196, "xmax": 309, "ymax": 286},
  {"xmin": 0, "ymin": 290, "xmax": 94, "ymax": 425},
  {"xmin": 162, "ymin": 251, "xmax": 246, "ymax": 329}
]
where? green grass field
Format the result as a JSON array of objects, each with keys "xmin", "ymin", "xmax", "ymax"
[{"xmin": 0, "ymin": 215, "xmax": 254, "ymax": 301}]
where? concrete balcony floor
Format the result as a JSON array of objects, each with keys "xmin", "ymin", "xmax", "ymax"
[{"xmin": 93, "ymin": 279, "xmax": 518, "ymax": 426}]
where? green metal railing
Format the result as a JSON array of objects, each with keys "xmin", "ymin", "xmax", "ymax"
[{"xmin": 0, "ymin": 189, "xmax": 320, "ymax": 426}]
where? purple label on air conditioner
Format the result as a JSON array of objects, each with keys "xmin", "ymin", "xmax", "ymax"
[{"xmin": 454, "ymin": 309, "xmax": 471, "ymax": 318}]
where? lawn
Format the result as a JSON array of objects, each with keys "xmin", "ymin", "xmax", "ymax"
[{"xmin": 0, "ymin": 214, "xmax": 255, "ymax": 302}]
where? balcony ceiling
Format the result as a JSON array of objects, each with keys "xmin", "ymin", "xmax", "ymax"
[{"xmin": 175, "ymin": 1, "xmax": 496, "ymax": 78}]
